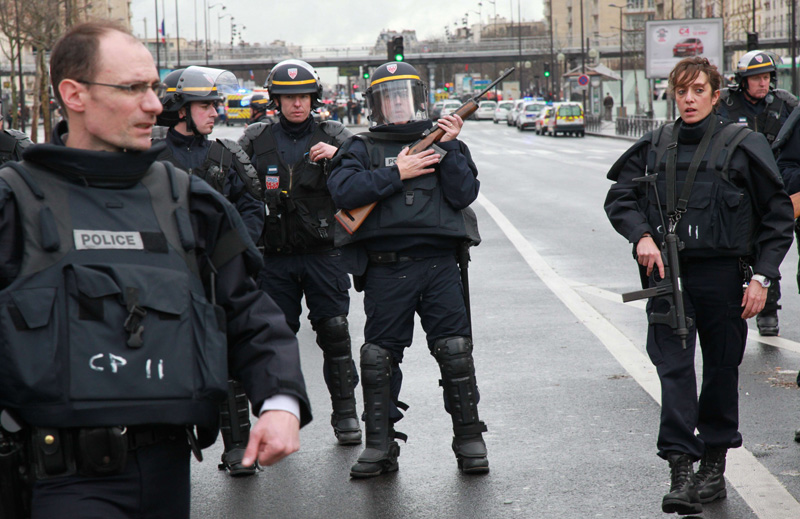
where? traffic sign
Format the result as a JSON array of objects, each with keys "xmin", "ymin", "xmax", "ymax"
[{"xmin": 577, "ymin": 74, "xmax": 590, "ymax": 87}]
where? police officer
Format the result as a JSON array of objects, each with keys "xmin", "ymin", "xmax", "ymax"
[
  {"xmin": 605, "ymin": 57, "xmax": 793, "ymax": 515},
  {"xmin": 0, "ymin": 21, "xmax": 311, "ymax": 517},
  {"xmin": 238, "ymin": 60, "xmax": 361, "ymax": 446},
  {"xmin": 155, "ymin": 66, "xmax": 263, "ymax": 244},
  {"xmin": 248, "ymin": 93, "xmax": 271, "ymax": 124},
  {"xmin": 154, "ymin": 66, "xmax": 265, "ymax": 476},
  {"xmin": 717, "ymin": 50, "xmax": 798, "ymax": 336},
  {"xmin": 327, "ymin": 61, "xmax": 489, "ymax": 478}
]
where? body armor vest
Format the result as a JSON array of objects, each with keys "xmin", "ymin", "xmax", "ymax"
[
  {"xmin": 645, "ymin": 121, "xmax": 756, "ymax": 257},
  {"xmin": 721, "ymin": 88, "xmax": 794, "ymax": 144},
  {"xmin": 0, "ymin": 129, "xmax": 30, "ymax": 165},
  {"xmin": 157, "ymin": 138, "xmax": 261, "ymax": 202},
  {"xmin": 0, "ymin": 161, "xmax": 228, "ymax": 428},
  {"xmin": 336, "ymin": 133, "xmax": 472, "ymax": 247},
  {"xmin": 252, "ymin": 123, "xmax": 338, "ymax": 254}
]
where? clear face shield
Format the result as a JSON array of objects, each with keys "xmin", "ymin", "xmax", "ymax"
[
  {"xmin": 175, "ymin": 66, "xmax": 240, "ymax": 103},
  {"xmin": 368, "ymin": 79, "xmax": 427, "ymax": 126}
]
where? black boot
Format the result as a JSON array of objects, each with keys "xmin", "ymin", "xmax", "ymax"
[
  {"xmin": 218, "ymin": 379, "xmax": 257, "ymax": 477},
  {"xmin": 756, "ymin": 310, "xmax": 779, "ymax": 336},
  {"xmin": 662, "ymin": 453, "xmax": 702, "ymax": 515},
  {"xmin": 350, "ymin": 344, "xmax": 404, "ymax": 478},
  {"xmin": 695, "ymin": 448, "xmax": 727, "ymax": 504},
  {"xmin": 432, "ymin": 337, "xmax": 489, "ymax": 475},
  {"xmin": 316, "ymin": 316, "xmax": 362, "ymax": 446}
]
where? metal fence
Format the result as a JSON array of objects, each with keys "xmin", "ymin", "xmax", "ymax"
[
  {"xmin": 585, "ymin": 113, "xmax": 602, "ymax": 133},
  {"xmin": 615, "ymin": 116, "xmax": 666, "ymax": 138}
]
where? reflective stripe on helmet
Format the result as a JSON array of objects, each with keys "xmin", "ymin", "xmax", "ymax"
[
  {"xmin": 272, "ymin": 79, "xmax": 318, "ymax": 85},
  {"xmin": 370, "ymin": 74, "xmax": 421, "ymax": 87}
]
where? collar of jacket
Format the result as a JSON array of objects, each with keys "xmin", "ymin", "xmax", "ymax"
[
  {"xmin": 167, "ymin": 126, "xmax": 208, "ymax": 150},
  {"xmin": 22, "ymin": 131, "xmax": 167, "ymax": 188}
]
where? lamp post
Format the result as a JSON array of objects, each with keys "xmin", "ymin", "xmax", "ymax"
[
  {"xmin": 557, "ymin": 52, "xmax": 565, "ymax": 101},
  {"xmin": 218, "ymin": 12, "xmax": 231, "ymax": 53},
  {"xmin": 610, "ymin": 4, "xmax": 625, "ymax": 114},
  {"xmin": 204, "ymin": 2, "xmax": 224, "ymax": 64}
]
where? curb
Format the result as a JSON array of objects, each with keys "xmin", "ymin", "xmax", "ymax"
[{"xmin": 586, "ymin": 131, "xmax": 638, "ymax": 142}]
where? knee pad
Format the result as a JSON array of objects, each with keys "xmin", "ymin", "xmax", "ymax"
[
  {"xmin": 431, "ymin": 336, "xmax": 474, "ymax": 380},
  {"xmin": 316, "ymin": 315, "xmax": 351, "ymax": 356},
  {"xmin": 360, "ymin": 343, "xmax": 392, "ymax": 388}
]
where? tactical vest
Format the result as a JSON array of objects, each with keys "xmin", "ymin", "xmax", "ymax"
[
  {"xmin": 0, "ymin": 129, "xmax": 30, "ymax": 165},
  {"xmin": 157, "ymin": 138, "xmax": 261, "ymax": 203},
  {"xmin": 721, "ymin": 89, "xmax": 794, "ymax": 144},
  {"xmin": 335, "ymin": 133, "xmax": 473, "ymax": 247},
  {"xmin": 0, "ymin": 161, "xmax": 228, "ymax": 429},
  {"xmin": 644, "ymin": 121, "xmax": 755, "ymax": 256},
  {"xmin": 252, "ymin": 124, "xmax": 338, "ymax": 254}
]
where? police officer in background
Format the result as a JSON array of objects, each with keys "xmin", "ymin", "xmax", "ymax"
[
  {"xmin": 155, "ymin": 66, "xmax": 263, "ymax": 244},
  {"xmin": 154, "ymin": 66, "xmax": 265, "ymax": 476},
  {"xmin": 605, "ymin": 57, "xmax": 793, "ymax": 515},
  {"xmin": 327, "ymin": 61, "xmax": 489, "ymax": 478},
  {"xmin": 0, "ymin": 98, "xmax": 32, "ymax": 163},
  {"xmin": 717, "ymin": 50, "xmax": 798, "ymax": 336},
  {"xmin": 0, "ymin": 21, "xmax": 311, "ymax": 517},
  {"xmin": 238, "ymin": 60, "xmax": 361, "ymax": 446},
  {"xmin": 248, "ymin": 93, "xmax": 272, "ymax": 124}
]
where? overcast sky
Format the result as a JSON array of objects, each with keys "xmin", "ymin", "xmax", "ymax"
[{"xmin": 130, "ymin": 0, "xmax": 544, "ymax": 48}]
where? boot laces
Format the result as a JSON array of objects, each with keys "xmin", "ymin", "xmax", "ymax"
[
  {"xmin": 669, "ymin": 457, "xmax": 694, "ymax": 490},
  {"xmin": 696, "ymin": 450, "xmax": 725, "ymax": 484}
]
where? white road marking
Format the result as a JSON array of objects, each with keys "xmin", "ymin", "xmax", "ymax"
[{"xmin": 478, "ymin": 192, "xmax": 800, "ymax": 519}]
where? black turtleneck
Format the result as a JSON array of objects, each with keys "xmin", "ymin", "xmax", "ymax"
[
  {"xmin": 279, "ymin": 114, "xmax": 314, "ymax": 140},
  {"xmin": 273, "ymin": 115, "xmax": 316, "ymax": 165},
  {"xmin": 677, "ymin": 113, "xmax": 718, "ymax": 144}
]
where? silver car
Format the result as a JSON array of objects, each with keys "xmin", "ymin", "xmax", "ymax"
[
  {"xmin": 493, "ymin": 100, "xmax": 515, "ymax": 124},
  {"xmin": 506, "ymin": 99, "xmax": 526, "ymax": 126}
]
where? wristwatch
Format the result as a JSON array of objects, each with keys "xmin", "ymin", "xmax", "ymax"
[{"xmin": 751, "ymin": 274, "xmax": 772, "ymax": 288}]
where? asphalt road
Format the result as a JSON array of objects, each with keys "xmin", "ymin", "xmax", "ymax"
[{"xmin": 192, "ymin": 121, "xmax": 800, "ymax": 519}]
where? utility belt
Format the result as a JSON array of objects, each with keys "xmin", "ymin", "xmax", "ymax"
[
  {"xmin": 29, "ymin": 424, "xmax": 199, "ymax": 480},
  {"xmin": 367, "ymin": 251, "xmax": 423, "ymax": 265}
]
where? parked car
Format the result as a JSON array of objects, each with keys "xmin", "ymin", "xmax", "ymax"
[
  {"xmin": 440, "ymin": 99, "xmax": 462, "ymax": 117},
  {"xmin": 673, "ymin": 37, "xmax": 703, "ymax": 57},
  {"xmin": 493, "ymin": 100, "xmax": 515, "ymax": 123},
  {"xmin": 516, "ymin": 102, "xmax": 547, "ymax": 131},
  {"xmin": 534, "ymin": 106, "xmax": 553, "ymax": 135},
  {"xmin": 474, "ymin": 100, "xmax": 497, "ymax": 120},
  {"xmin": 546, "ymin": 102, "xmax": 585, "ymax": 137},
  {"xmin": 506, "ymin": 99, "xmax": 526, "ymax": 126},
  {"xmin": 430, "ymin": 101, "xmax": 445, "ymax": 119}
]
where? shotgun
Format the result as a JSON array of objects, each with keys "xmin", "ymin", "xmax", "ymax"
[
  {"xmin": 792, "ymin": 191, "xmax": 800, "ymax": 218},
  {"xmin": 334, "ymin": 67, "xmax": 516, "ymax": 234}
]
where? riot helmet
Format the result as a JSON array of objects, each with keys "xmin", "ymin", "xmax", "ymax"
[
  {"xmin": 734, "ymin": 50, "xmax": 777, "ymax": 88},
  {"xmin": 365, "ymin": 62, "xmax": 428, "ymax": 126},
  {"xmin": 265, "ymin": 59, "xmax": 323, "ymax": 110},
  {"xmin": 157, "ymin": 66, "xmax": 239, "ymax": 133},
  {"xmin": 249, "ymin": 93, "xmax": 269, "ymax": 114}
]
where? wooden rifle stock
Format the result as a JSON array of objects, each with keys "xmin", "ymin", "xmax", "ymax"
[
  {"xmin": 334, "ymin": 67, "xmax": 516, "ymax": 235},
  {"xmin": 792, "ymin": 191, "xmax": 800, "ymax": 219},
  {"xmin": 334, "ymin": 100, "xmax": 481, "ymax": 235}
]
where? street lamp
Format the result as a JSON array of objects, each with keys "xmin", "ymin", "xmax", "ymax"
[
  {"xmin": 204, "ymin": 1, "xmax": 224, "ymax": 64},
  {"xmin": 218, "ymin": 12, "xmax": 231, "ymax": 52},
  {"xmin": 609, "ymin": 3, "xmax": 626, "ymax": 115}
]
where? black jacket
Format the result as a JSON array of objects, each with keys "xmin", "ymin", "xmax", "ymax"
[{"xmin": 0, "ymin": 129, "xmax": 312, "ymax": 432}]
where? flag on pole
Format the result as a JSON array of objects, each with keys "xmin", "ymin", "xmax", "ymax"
[
  {"xmin": 249, "ymin": 70, "xmax": 255, "ymax": 80},
  {"xmin": 160, "ymin": 19, "xmax": 166, "ymax": 43}
]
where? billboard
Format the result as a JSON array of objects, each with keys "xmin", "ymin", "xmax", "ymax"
[{"xmin": 645, "ymin": 18, "xmax": 724, "ymax": 79}]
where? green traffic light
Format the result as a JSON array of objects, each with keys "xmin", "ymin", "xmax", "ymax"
[
  {"xmin": 394, "ymin": 53, "xmax": 404, "ymax": 62},
  {"xmin": 363, "ymin": 73, "xmax": 369, "ymax": 79},
  {"xmin": 544, "ymin": 71, "xmax": 551, "ymax": 77}
]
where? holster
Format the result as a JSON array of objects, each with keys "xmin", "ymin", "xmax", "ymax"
[{"xmin": 31, "ymin": 426, "xmax": 129, "ymax": 480}]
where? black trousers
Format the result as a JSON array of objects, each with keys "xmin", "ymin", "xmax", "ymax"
[
  {"xmin": 32, "ymin": 438, "xmax": 191, "ymax": 519},
  {"xmin": 645, "ymin": 257, "xmax": 746, "ymax": 461},
  {"xmin": 363, "ymin": 254, "xmax": 472, "ymax": 422}
]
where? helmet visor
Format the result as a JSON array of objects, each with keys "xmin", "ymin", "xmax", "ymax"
[
  {"xmin": 177, "ymin": 67, "xmax": 240, "ymax": 99},
  {"xmin": 369, "ymin": 78, "xmax": 427, "ymax": 125}
]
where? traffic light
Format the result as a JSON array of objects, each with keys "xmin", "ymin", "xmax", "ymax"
[
  {"xmin": 746, "ymin": 32, "xmax": 759, "ymax": 51},
  {"xmin": 363, "ymin": 71, "xmax": 369, "ymax": 79},
  {"xmin": 387, "ymin": 36, "xmax": 404, "ymax": 62},
  {"xmin": 444, "ymin": 82, "xmax": 450, "ymax": 92},
  {"xmin": 353, "ymin": 84, "xmax": 359, "ymax": 90},
  {"xmin": 543, "ymin": 62, "xmax": 551, "ymax": 78}
]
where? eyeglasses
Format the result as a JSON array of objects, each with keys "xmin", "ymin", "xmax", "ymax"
[{"xmin": 76, "ymin": 80, "xmax": 166, "ymax": 98}]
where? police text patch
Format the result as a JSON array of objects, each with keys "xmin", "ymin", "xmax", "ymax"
[
  {"xmin": 386, "ymin": 157, "xmax": 398, "ymax": 167},
  {"xmin": 74, "ymin": 230, "xmax": 144, "ymax": 250}
]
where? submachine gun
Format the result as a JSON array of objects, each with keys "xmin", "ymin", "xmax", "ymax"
[
  {"xmin": 620, "ymin": 172, "xmax": 693, "ymax": 349},
  {"xmin": 334, "ymin": 67, "xmax": 516, "ymax": 234}
]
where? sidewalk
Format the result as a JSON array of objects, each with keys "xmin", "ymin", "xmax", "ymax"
[{"xmin": 585, "ymin": 119, "xmax": 638, "ymax": 141}]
